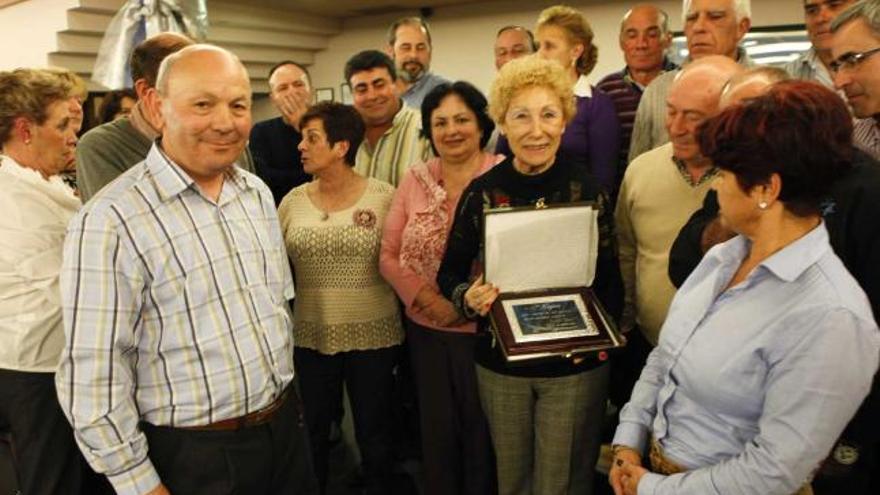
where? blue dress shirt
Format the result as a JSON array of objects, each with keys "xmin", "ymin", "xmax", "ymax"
[
  {"xmin": 401, "ymin": 72, "xmax": 449, "ymax": 108},
  {"xmin": 613, "ymin": 223, "xmax": 879, "ymax": 495}
]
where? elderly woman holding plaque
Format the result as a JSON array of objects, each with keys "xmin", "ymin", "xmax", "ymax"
[
  {"xmin": 609, "ymin": 82, "xmax": 880, "ymax": 495},
  {"xmin": 436, "ymin": 56, "xmax": 623, "ymax": 495}
]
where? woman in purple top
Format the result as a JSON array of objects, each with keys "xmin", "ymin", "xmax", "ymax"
[{"xmin": 496, "ymin": 5, "xmax": 621, "ymax": 195}]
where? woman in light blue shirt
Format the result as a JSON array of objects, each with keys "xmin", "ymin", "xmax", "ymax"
[{"xmin": 610, "ymin": 81, "xmax": 880, "ymax": 495}]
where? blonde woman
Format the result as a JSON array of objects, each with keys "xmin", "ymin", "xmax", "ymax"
[
  {"xmin": 437, "ymin": 56, "xmax": 623, "ymax": 495},
  {"xmin": 496, "ymin": 5, "xmax": 621, "ymax": 196}
]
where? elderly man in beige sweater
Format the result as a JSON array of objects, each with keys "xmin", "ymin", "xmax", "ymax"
[{"xmin": 612, "ymin": 55, "xmax": 743, "ymax": 405}]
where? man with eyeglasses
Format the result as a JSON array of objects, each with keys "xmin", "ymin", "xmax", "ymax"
[
  {"xmin": 828, "ymin": 6, "xmax": 880, "ymax": 493},
  {"xmin": 831, "ymin": 0, "xmax": 880, "ymax": 161}
]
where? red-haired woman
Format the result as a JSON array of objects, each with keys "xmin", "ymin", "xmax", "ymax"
[{"xmin": 609, "ymin": 81, "xmax": 880, "ymax": 495}]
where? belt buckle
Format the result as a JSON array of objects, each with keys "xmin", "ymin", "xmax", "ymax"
[
  {"xmin": 244, "ymin": 389, "xmax": 286, "ymax": 427},
  {"xmin": 245, "ymin": 407, "xmax": 272, "ymax": 428}
]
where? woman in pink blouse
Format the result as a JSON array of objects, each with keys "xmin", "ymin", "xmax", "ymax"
[{"xmin": 380, "ymin": 81, "xmax": 502, "ymax": 495}]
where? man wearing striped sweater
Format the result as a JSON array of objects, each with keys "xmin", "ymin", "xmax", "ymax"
[{"xmin": 596, "ymin": 4, "xmax": 678, "ymax": 198}]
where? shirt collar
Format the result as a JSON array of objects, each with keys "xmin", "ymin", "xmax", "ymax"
[
  {"xmin": 758, "ymin": 222, "xmax": 831, "ymax": 282},
  {"xmin": 709, "ymin": 221, "xmax": 832, "ymax": 285},
  {"xmin": 388, "ymin": 103, "xmax": 417, "ymax": 134},
  {"xmin": 573, "ymin": 75, "xmax": 593, "ymax": 97},
  {"xmin": 404, "ymin": 72, "xmax": 435, "ymax": 96},
  {"xmin": 684, "ymin": 46, "xmax": 751, "ymax": 66},
  {"xmin": 0, "ymin": 154, "xmax": 80, "ymax": 207},
  {"xmin": 802, "ymin": 47, "xmax": 821, "ymax": 68},
  {"xmin": 735, "ymin": 46, "xmax": 754, "ymax": 66},
  {"xmin": 622, "ymin": 58, "xmax": 678, "ymax": 90},
  {"xmin": 801, "ymin": 48, "xmax": 834, "ymax": 86},
  {"xmin": 145, "ymin": 142, "xmax": 256, "ymax": 202},
  {"xmin": 672, "ymin": 155, "xmax": 718, "ymax": 187}
]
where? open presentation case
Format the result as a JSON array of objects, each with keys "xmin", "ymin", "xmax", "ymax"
[{"xmin": 483, "ymin": 201, "xmax": 626, "ymax": 363}]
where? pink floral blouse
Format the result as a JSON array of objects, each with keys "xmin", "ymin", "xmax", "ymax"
[{"xmin": 380, "ymin": 154, "xmax": 502, "ymax": 333}]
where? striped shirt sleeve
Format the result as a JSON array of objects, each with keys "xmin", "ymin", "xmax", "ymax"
[{"xmin": 56, "ymin": 206, "xmax": 161, "ymax": 495}]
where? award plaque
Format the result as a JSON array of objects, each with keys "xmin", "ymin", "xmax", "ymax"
[{"xmin": 483, "ymin": 203, "xmax": 625, "ymax": 363}]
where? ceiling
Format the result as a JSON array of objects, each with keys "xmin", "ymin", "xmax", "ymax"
[{"xmin": 253, "ymin": 0, "xmax": 488, "ymax": 18}]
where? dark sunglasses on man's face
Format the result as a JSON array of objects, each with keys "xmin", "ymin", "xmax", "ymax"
[{"xmin": 829, "ymin": 46, "xmax": 880, "ymax": 73}]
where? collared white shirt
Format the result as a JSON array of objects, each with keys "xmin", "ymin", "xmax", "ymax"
[
  {"xmin": 0, "ymin": 155, "xmax": 80, "ymax": 372},
  {"xmin": 573, "ymin": 74, "xmax": 594, "ymax": 98}
]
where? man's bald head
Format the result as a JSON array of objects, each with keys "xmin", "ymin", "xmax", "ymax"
[
  {"xmin": 619, "ymin": 4, "xmax": 673, "ymax": 73},
  {"xmin": 673, "ymin": 55, "xmax": 744, "ymax": 99},
  {"xmin": 719, "ymin": 66, "xmax": 790, "ymax": 108},
  {"xmin": 666, "ymin": 55, "xmax": 744, "ymax": 164},
  {"xmin": 155, "ymin": 44, "xmax": 253, "ymax": 178},
  {"xmin": 156, "ymin": 44, "xmax": 249, "ymax": 96}
]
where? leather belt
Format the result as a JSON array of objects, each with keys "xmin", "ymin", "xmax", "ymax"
[
  {"xmin": 180, "ymin": 388, "xmax": 289, "ymax": 432},
  {"xmin": 649, "ymin": 437, "xmax": 814, "ymax": 495}
]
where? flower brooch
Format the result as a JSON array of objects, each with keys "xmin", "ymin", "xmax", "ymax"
[{"xmin": 353, "ymin": 208, "xmax": 377, "ymax": 229}]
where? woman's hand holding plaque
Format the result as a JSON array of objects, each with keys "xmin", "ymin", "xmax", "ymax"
[{"xmin": 465, "ymin": 276, "xmax": 500, "ymax": 316}]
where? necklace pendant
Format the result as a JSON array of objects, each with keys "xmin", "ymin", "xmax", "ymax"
[{"xmin": 320, "ymin": 211, "xmax": 329, "ymax": 221}]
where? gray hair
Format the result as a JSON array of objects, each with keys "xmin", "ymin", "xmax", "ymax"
[
  {"xmin": 155, "ymin": 44, "xmax": 246, "ymax": 95},
  {"xmin": 683, "ymin": 0, "xmax": 751, "ymax": 23},
  {"xmin": 621, "ymin": 5, "xmax": 672, "ymax": 36},
  {"xmin": 830, "ymin": 0, "xmax": 880, "ymax": 36},
  {"xmin": 387, "ymin": 16, "xmax": 432, "ymax": 47}
]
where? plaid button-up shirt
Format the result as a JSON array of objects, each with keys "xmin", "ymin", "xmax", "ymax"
[{"xmin": 56, "ymin": 143, "xmax": 295, "ymax": 495}]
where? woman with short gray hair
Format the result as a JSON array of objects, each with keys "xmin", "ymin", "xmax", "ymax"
[{"xmin": 0, "ymin": 68, "xmax": 85, "ymax": 495}]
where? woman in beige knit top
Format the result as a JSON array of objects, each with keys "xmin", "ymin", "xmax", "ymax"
[{"xmin": 277, "ymin": 102, "xmax": 402, "ymax": 495}]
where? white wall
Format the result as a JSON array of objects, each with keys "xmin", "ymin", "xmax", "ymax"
[
  {"xmin": 308, "ymin": 0, "xmax": 805, "ymax": 95},
  {"xmin": 0, "ymin": 0, "xmax": 802, "ymax": 120},
  {"xmin": 0, "ymin": 0, "xmax": 79, "ymax": 69}
]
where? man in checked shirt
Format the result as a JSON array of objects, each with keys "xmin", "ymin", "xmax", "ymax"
[{"xmin": 56, "ymin": 44, "xmax": 317, "ymax": 495}]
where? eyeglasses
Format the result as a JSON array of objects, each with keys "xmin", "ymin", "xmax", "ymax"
[{"xmin": 829, "ymin": 46, "xmax": 880, "ymax": 74}]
